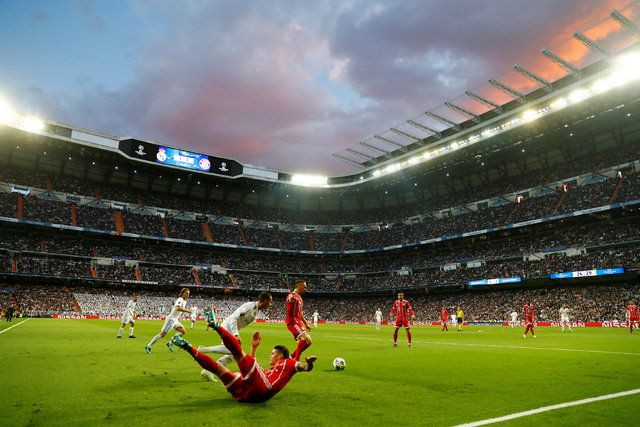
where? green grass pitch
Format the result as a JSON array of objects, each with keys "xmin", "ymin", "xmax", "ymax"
[{"xmin": 1, "ymin": 319, "xmax": 639, "ymax": 426}]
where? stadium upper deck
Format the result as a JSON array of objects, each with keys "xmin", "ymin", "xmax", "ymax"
[{"xmin": 1, "ymin": 37, "xmax": 640, "ymax": 217}]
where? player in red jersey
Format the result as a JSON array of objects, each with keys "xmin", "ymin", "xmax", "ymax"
[
  {"xmin": 440, "ymin": 306, "xmax": 449, "ymax": 331},
  {"xmin": 169, "ymin": 310, "xmax": 316, "ymax": 403},
  {"xmin": 625, "ymin": 300, "xmax": 639, "ymax": 334},
  {"xmin": 522, "ymin": 302, "xmax": 537, "ymax": 338},
  {"xmin": 286, "ymin": 280, "xmax": 312, "ymax": 360},
  {"xmin": 390, "ymin": 292, "xmax": 415, "ymax": 347}
]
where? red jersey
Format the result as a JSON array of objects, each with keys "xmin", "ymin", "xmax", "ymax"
[
  {"xmin": 626, "ymin": 305, "xmax": 639, "ymax": 320},
  {"xmin": 285, "ymin": 292, "xmax": 304, "ymax": 326},
  {"xmin": 390, "ymin": 299, "xmax": 414, "ymax": 322},
  {"xmin": 231, "ymin": 357, "xmax": 300, "ymax": 403},
  {"xmin": 523, "ymin": 305, "xmax": 535, "ymax": 322},
  {"xmin": 440, "ymin": 308, "xmax": 449, "ymax": 321}
]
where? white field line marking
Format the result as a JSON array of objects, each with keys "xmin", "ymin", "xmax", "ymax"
[
  {"xmin": 322, "ymin": 334, "xmax": 640, "ymax": 357},
  {"xmin": 0, "ymin": 318, "xmax": 30, "ymax": 335},
  {"xmin": 455, "ymin": 388, "xmax": 640, "ymax": 426}
]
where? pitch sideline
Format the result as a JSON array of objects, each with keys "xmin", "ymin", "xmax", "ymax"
[
  {"xmin": 455, "ymin": 388, "xmax": 640, "ymax": 426},
  {"xmin": 323, "ymin": 334, "xmax": 640, "ymax": 357},
  {"xmin": 0, "ymin": 318, "xmax": 31, "ymax": 335}
]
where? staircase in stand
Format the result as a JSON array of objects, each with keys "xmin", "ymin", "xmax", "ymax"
[
  {"xmin": 238, "ymin": 224, "xmax": 249, "ymax": 245},
  {"xmin": 340, "ymin": 230, "xmax": 349, "ymax": 250},
  {"xmin": 609, "ymin": 176, "xmax": 625, "ymax": 204},
  {"xmin": 201, "ymin": 223, "xmax": 214, "ymax": 242},
  {"xmin": 553, "ymin": 190, "xmax": 568, "ymax": 213}
]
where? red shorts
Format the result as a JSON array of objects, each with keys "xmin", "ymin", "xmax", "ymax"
[
  {"xmin": 525, "ymin": 318, "xmax": 534, "ymax": 325},
  {"xmin": 395, "ymin": 319, "xmax": 410, "ymax": 328},
  {"xmin": 223, "ymin": 355, "xmax": 271, "ymax": 403},
  {"xmin": 287, "ymin": 322, "xmax": 306, "ymax": 340}
]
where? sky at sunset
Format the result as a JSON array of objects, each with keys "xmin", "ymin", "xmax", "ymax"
[{"xmin": 0, "ymin": 0, "xmax": 636, "ymax": 175}]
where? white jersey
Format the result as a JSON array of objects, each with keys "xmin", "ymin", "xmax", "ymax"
[
  {"xmin": 221, "ymin": 301, "xmax": 259, "ymax": 336},
  {"xmin": 375, "ymin": 310, "xmax": 382, "ymax": 322},
  {"xmin": 190, "ymin": 306, "xmax": 197, "ymax": 320},
  {"xmin": 510, "ymin": 312, "xmax": 518, "ymax": 321},
  {"xmin": 123, "ymin": 300, "xmax": 136, "ymax": 319},
  {"xmin": 167, "ymin": 297, "xmax": 187, "ymax": 321},
  {"xmin": 313, "ymin": 312, "xmax": 319, "ymax": 322},
  {"xmin": 559, "ymin": 308, "xmax": 570, "ymax": 320}
]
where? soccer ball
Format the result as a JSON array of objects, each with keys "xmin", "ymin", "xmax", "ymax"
[{"xmin": 333, "ymin": 357, "xmax": 346, "ymax": 371}]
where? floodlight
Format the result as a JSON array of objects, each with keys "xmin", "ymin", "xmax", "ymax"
[
  {"xmin": 591, "ymin": 79, "xmax": 612, "ymax": 94},
  {"xmin": 291, "ymin": 174, "xmax": 327, "ymax": 187},
  {"xmin": 568, "ymin": 89, "xmax": 589, "ymax": 104},
  {"xmin": 22, "ymin": 116, "xmax": 44, "ymax": 133},
  {"xmin": 521, "ymin": 110, "xmax": 538, "ymax": 122},
  {"xmin": 0, "ymin": 97, "xmax": 16, "ymax": 124},
  {"xmin": 550, "ymin": 98, "xmax": 568, "ymax": 109}
]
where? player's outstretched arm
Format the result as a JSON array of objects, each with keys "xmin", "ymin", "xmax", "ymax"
[
  {"xmin": 251, "ymin": 332, "xmax": 261, "ymax": 357},
  {"xmin": 296, "ymin": 356, "xmax": 317, "ymax": 372}
]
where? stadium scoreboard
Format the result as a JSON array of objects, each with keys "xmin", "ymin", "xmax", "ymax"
[{"xmin": 119, "ymin": 138, "xmax": 243, "ymax": 177}]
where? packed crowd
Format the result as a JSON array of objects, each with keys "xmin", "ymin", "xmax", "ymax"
[
  {"xmin": 4, "ymin": 242, "xmax": 638, "ymax": 291},
  {"xmin": 0, "ymin": 152, "xmax": 639, "ymax": 251},
  {"xmin": 1, "ymin": 142, "xmax": 638, "ymax": 226},
  {"xmin": 1, "ymin": 219, "xmax": 638, "ymax": 276},
  {"xmin": 3, "ymin": 282, "xmax": 638, "ymax": 323}
]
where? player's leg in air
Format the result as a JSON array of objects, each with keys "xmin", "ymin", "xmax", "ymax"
[{"xmin": 171, "ymin": 308, "xmax": 255, "ymax": 383}]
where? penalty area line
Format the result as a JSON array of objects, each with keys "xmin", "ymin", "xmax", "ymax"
[
  {"xmin": 455, "ymin": 388, "xmax": 640, "ymax": 426},
  {"xmin": 0, "ymin": 318, "xmax": 31, "ymax": 335}
]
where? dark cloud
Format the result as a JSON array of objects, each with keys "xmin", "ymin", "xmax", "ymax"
[{"xmin": 12, "ymin": 0, "xmax": 631, "ymax": 175}]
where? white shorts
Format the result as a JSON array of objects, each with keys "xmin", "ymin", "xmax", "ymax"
[
  {"xmin": 122, "ymin": 316, "xmax": 135, "ymax": 325},
  {"xmin": 161, "ymin": 319, "xmax": 184, "ymax": 333}
]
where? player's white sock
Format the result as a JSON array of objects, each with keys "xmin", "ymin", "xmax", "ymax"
[
  {"xmin": 561, "ymin": 325, "xmax": 564, "ymax": 332},
  {"xmin": 197, "ymin": 345, "xmax": 217, "ymax": 353},
  {"xmin": 117, "ymin": 327, "xmax": 124, "ymax": 337},
  {"xmin": 217, "ymin": 355, "xmax": 233, "ymax": 366},
  {"xmin": 211, "ymin": 344, "xmax": 231, "ymax": 354},
  {"xmin": 148, "ymin": 334, "xmax": 163, "ymax": 347},
  {"xmin": 129, "ymin": 327, "xmax": 134, "ymax": 337}
]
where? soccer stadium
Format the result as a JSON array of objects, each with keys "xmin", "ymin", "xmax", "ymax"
[{"xmin": 1, "ymin": 2, "xmax": 640, "ymax": 426}]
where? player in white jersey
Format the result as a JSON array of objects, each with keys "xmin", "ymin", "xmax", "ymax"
[
  {"xmin": 559, "ymin": 305, "xmax": 573, "ymax": 332},
  {"xmin": 451, "ymin": 313, "xmax": 457, "ymax": 326},
  {"xmin": 509, "ymin": 311, "xmax": 518, "ymax": 328},
  {"xmin": 117, "ymin": 294, "xmax": 138, "ymax": 338},
  {"xmin": 312, "ymin": 310, "xmax": 319, "ymax": 328},
  {"xmin": 375, "ymin": 307, "xmax": 383, "ymax": 330},
  {"xmin": 198, "ymin": 292, "xmax": 272, "ymax": 381},
  {"xmin": 190, "ymin": 305, "xmax": 198, "ymax": 329},
  {"xmin": 145, "ymin": 288, "xmax": 193, "ymax": 354}
]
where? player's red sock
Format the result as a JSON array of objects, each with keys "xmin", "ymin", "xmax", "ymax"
[
  {"xmin": 444, "ymin": 323, "xmax": 448, "ymax": 331},
  {"xmin": 530, "ymin": 327, "xmax": 535, "ymax": 336},
  {"xmin": 406, "ymin": 329, "xmax": 412, "ymax": 343},
  {"xmin": 631, "ymin": 323, "xmax": 634, "ymax": 334},
  {"xmin": 189, "ymin": 347, "xmax": 220, "ymax": 371},
  {"xmin": 292, "ymin": 339, "xmax": 310, "ymax": 361},
  {"xmin": 524, "ymin": 325, "xmax": 530, "ymax": 335},
  {"xmin": 216, "ymin": 326, "xmax": 243, "ymax": 359},
  {"xmin": 393, "ymin": 329, "xmax": 398, "ymax": 343}
]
